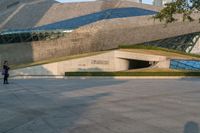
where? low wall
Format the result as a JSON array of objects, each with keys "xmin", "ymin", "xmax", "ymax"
[
  {"xmin": 10, "ymin": 51, "xmax": 116, "ymax": 76},
  {"xmin": 10, "ymin": 50, "xmax": 168, "ymax": 76}
]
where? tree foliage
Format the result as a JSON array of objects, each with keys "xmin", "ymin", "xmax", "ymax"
[{"xmin": 153, "ymin": 0, "xmax": 200, "ymax": 23}]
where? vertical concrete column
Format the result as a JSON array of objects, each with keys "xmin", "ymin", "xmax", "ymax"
[{"xmin": 114, "ymin": 51, "xmax": 129, "ymax": 71}]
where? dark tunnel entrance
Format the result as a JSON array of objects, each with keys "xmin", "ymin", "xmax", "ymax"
[{"xmin": 128, "ymin": 59, "xmax": 153, "ymax": 69}]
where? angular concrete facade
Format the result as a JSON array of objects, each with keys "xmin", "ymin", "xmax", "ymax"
[{"xmin": 0, "ymin": 0, "xmax": 200, "ymax": 65}]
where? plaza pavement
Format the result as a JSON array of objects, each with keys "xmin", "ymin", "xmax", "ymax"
[{"xmin": 0, "ymin": 78, "xmax": 200, "ymax": 133}]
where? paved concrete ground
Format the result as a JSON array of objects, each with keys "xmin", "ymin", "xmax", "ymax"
[{"xmin": 0, "ymin": 78, "xmax": 200, "ymax": 133}]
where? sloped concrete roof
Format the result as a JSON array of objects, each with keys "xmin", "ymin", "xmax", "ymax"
[{"xmin": 0, "ymin": 0, "xmax": 160, "ymax": 30}]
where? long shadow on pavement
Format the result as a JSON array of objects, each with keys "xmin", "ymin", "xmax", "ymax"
[{"xmin": 0, "ymin": 78, "xmax": 126, "ymax": 133}]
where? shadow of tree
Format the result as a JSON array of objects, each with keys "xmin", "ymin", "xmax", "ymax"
[{"xmin": 184, "ymin": 121, "xmax": 199, "ymax": 133}]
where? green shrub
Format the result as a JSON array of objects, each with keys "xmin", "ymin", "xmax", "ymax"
[{"xmin": 65, "ymin": 72, "xmax": 200, "ymax": 77}]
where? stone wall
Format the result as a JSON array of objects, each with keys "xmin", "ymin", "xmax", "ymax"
[{"xmin": 1, "ymin": 15, "xmax": 200, "ymax": 65}]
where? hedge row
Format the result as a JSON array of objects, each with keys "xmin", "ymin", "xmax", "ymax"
[{"xmin": 65, "ymin": 72, "xmax": 200, "ymax": 76}]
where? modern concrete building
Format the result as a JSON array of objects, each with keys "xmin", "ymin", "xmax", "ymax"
[
  {"xmin": 153, "ymin": 0, "xmax": 175, "ymax": 6},
  {"xmin": 0, "ymin": 0, "xmax": 200, "ymax": 73}
]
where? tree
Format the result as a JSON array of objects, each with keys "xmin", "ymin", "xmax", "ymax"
[{"xmin": 153, "ymin": 0, "xmax": 200, "ymax": 23}]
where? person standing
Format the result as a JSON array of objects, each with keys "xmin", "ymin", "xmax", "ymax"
[{"xmin": 2, "ymin": 61, "xmax": 10, "ymax": 84}]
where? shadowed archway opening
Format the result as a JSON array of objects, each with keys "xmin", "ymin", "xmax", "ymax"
[{"xmin": 128, "ymin": 59, "xmax": 152, "ymax": 69}]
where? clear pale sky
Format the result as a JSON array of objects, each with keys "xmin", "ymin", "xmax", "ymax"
[{"xmin": 56, "ymin": 0, "xmax": 153, "ymax": 5}]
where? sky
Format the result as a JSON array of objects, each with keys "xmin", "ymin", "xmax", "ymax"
[{"xmin": 56, "ymin": 0, "xmax": 153, "ymax": 5}]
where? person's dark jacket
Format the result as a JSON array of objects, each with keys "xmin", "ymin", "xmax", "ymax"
[{"xmin": 3, "ymin": 65, "xmax": 9, "ymax": 75}]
